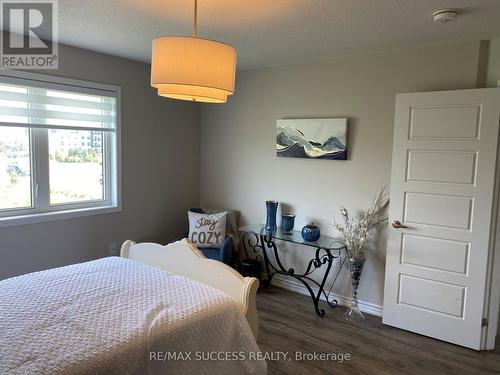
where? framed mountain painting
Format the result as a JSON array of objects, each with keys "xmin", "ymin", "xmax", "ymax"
[{"xmin": 276, "ymin": 118, "xmax": 347, "ymax": 160}]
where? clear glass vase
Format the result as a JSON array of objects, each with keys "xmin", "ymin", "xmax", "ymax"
[{"xmin": 343, "ymin": 256, "xmax": 366, "ymax": 321}]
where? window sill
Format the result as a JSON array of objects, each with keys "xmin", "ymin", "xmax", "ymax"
[{"xmin": 0, "ymin": 205, "xmax": 122, "ymax": 228}]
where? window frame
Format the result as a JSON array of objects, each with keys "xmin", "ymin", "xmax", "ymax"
[{"xmin": 0, "ymin": 70, "xmax": 122, "ymax": 227}]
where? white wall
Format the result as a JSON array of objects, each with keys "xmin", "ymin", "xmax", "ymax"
[
  {"xmin": 0, "ymin": 44, "xmax": 200, "ymax": 280},
  {"xmin": 200, "ymin": 41, "xmax": 483, "ymax": 311}
]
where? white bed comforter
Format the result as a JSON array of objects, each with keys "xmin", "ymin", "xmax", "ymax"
[{"xmin": 0, "ymin": 257, "xmax": 266, "ymax": 375}]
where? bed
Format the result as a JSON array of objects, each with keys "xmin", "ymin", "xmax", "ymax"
[{"xmin": 0, "ymin": 239, "xmax": 265, "ymax": 375}]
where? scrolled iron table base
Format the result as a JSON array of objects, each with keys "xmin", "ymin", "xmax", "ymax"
[{"xmin": 241, "ymin": 229, "xmax": 346, "ymax": 317}]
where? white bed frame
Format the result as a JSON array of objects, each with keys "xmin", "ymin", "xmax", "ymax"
[{"xmin": 120, "ymin": 239, "xmax": 259, "ymax": 339}]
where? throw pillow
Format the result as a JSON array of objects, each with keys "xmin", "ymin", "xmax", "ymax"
[
  {"xmin": 188, "ymin": 211, "xmax": 227, "ymax": 248},
  {"xmin": 198, "ymin": 208, "xmax": 240, "ymax": 251}
]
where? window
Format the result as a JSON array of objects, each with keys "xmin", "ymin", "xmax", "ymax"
[{"xmin": 0, "ymin": 71, "xmax": 121, "ymax": 226}]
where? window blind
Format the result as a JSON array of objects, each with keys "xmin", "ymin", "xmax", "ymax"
[{"xmin": 0, "ymin": 81, "xmax": 116, "ymax": 132}]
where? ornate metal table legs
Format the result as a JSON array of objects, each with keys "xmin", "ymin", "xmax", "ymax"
[{"xmin": 242, "ymin": 232, "xmax": 344, "ymax": 317}]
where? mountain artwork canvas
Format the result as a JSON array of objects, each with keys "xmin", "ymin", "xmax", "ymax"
[{"xmin": 276, "ymin": 118, "xmax": 347, "ymax": 160}]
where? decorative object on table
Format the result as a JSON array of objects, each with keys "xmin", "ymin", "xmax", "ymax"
[
  {"xmin": 281, "ymin": 214, "xmax": 296, "ymax": 233},
  {"xmin": 301, "ymin": 223, "xmax": 321, "ymax": 242},
  {"xmin": 265, "ymin": 201, "xmax": 279, "ymax": 231},
  {"xmin": 276, "ymin": 118, "xmax": 347, "ymax": 160},
  {"xmin": 334, "ymin": 186, "xmax": 389, "ymax": 321},
  {"xmin": 188, "ymin": 210, "xmax": 227, "ymax": 247}
]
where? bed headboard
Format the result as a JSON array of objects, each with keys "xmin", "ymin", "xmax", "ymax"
[{"xmin": 120, "ymin": 239, "xmax": 259, "ymax": 339}]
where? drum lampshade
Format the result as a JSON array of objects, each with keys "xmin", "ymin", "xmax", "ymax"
[{"xmin": 151, "ymin": 36, "xmax": 236, "ymax": 103}]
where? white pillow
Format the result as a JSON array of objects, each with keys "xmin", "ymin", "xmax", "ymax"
[{"xmin": 188, "ymin": 211, "xmax": 227, "ymax": 248}]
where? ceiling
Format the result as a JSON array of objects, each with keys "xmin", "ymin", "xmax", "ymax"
[{"xmin": 57, "ymin": 0, "xmax": 500, "ymax": 70}]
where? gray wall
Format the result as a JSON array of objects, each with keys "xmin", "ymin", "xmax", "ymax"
[
  {"xmin": 487, "ymin": 37, "xmax": 500, "ymax": 87},
  {"xmin": 199, "ymin": 41, "xmax": 484, "ymax": 310},
  {"xmin": 2, "ymin": 38, "xmax": 497, "ymax": 309},
  {"xmin": 0, "ymin": 44, "xmax": 200, "ymax": 280}
]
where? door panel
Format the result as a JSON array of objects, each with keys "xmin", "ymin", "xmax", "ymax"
[
  {"xmin": 401, "ymin": 234, "xmax": 469, "ymax": 274},
  {"xmin": 406, "ymin": 150, "xmax": 476, "ymax": 184},
  {"xmin": 383, "ymin": 88, "xmax": 500, "ymax": 350},
  {"xmin": 404, "ymin": 192, "xmax": 473, "ymax": 229},
  {"xmin": 398, "ymin": 274, "xmax": 465, "ymax": 317},
  {"xmin": 409, "ymin": 105, "xmax": 480, "ymax": 139}
]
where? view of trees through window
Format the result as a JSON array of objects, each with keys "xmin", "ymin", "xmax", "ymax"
[
  {"xmin": 49, "ymin": 129, "xmax": 104, "ymax": 205},
  {"xmin": 0, "ymin": 127, "xmax": 105, "ymax": 210},
  {"xmin": 0, "ymin": 127, "xmax": 31, "ymax": 210}
]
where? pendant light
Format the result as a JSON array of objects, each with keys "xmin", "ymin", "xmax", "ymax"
[{"xmin": 150, "ymin": 0, "xmax": 237, "ymax": 103}]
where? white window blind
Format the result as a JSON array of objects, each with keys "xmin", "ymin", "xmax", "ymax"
[
  {"xmin": 0, "ymin": 78, "xmax": 117, "ymax": 131},
  {"xmin": 0, "ymin": 72, "xmax": 121, "ymax": 226}
]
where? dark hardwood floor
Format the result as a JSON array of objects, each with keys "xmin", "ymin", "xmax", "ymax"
[{"xmin": 256, "ymin": 286, "xmax": 500, "ymax": 375}]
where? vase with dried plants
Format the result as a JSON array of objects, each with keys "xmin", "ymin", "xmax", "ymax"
[{"xmin": 334, "ymin": 186, "xmax": 389, "ymax": 321}]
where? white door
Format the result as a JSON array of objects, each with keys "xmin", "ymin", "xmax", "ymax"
[{"xmin": 383, "ymin": 88, "xmax": 500, "ymax": 350}]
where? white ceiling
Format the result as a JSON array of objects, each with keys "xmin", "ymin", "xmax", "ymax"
[{"xmin": 57, "ymin": 0, "xmax": 500, "ymax": 70}]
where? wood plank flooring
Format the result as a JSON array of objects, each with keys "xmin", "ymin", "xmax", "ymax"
[{"xmin": 256, "ymin": 286, "xmax": 500, "ymax": 375}]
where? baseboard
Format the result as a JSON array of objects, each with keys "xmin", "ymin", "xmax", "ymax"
[{"xmin": 269, "ymin": 274, "xmax": 383, "ymax": 317}]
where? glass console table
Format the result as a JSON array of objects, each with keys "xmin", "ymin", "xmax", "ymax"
[{"xmin": 239, "ymin": 224, "xmax": 346, "ymax": 317}]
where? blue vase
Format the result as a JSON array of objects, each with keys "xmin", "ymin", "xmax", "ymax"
[
  {"xmin": 265, "ymin": 201, "xmax": 278, "ymax": 231},
  {"xmin": 301, "ymin": 223, "xmax": 320, "ymax": 242},
  {"xmin": 281, "ymin": 214, "xmax": 295, "ymax": 232}
]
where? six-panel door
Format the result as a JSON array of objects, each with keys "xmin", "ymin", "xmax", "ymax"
[{"xmin": 382, "ymin": 88, "xmax": 500, "ymax": 350}]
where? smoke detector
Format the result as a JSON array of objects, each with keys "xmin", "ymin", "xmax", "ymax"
[{"xmin": 433, "ymin": 9, "xmax": 460, "ymax": 23}]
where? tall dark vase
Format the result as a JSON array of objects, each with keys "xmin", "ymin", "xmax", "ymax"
[
  {"xmin": 343, "ymin": 255, "xmax": 366, "ymax": 321},
  {"xmin": 265, "ymin": 201, "xmax": 278, "ymax": 231}
]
